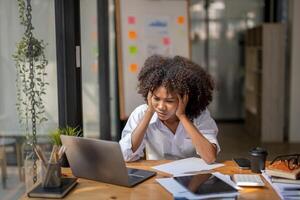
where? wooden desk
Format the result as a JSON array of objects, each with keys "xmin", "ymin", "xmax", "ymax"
[{"xmin": 22, "ymin": 160, "xmax": 279, "ymax": 200}]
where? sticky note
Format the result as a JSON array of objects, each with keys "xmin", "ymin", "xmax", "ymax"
[
  {"xmin": 162, "ymin": 37, "xmax": 171, "ymax": 46},
  {"xmin": 177, "ymin": 16, "xmax": 185, "ymax": 24},
  {"xmin": 92, "ymin": 47, "xmax": 98, "ymax": 55},
  {"xmin": 128, "ymin": 16, "xmax": 136, "ymax": 24},
  {"xmin": 91, "ymin": 31, "xmax": 97, "ymax": 40},
  {"xmin": 91, "ymin": 62, "xmax": 98, "ymax": 73},
  {"xmin": 129, "ymin": 45, "xmax": 138, "ymax": 55},
  {"xmin": 129, "ymin": 63, "xmax": 138, "ymax": 73},
  {"xmin": 128, "ymin": 31, "xmax": 137, "ymax": 40},
  {"xmin": 92, "ymin": 16, "xmax": 97, "ymax": 25}
]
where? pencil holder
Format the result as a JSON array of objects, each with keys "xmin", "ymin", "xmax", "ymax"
[{"xmin": 41, "ymin": 162, "xmax": 62, "ymax": 188}]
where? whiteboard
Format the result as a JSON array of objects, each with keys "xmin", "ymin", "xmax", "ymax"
[{"xmin": 116, "ymin": 0, "xmax": 190, "ymax": 119}]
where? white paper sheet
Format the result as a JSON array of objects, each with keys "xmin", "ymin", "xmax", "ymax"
[
  {"xmin": 156, "ymin": 172, "xmax": 239, "ymax": 200},
  {"xmin": 152, "ymin": 157, "xmax": 224, "ymax": 176}
]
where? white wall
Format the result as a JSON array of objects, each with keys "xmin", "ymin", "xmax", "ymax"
[{"xmin": 289, "ymin": 0, "xmax": 300, "ymax": 142}]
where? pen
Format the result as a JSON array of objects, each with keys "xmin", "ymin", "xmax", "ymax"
[
  {"xmin": 58, "ymin": 145, "xmax": 67, "ymax": 160},
  {"xmin": 33, "ymin": 145, "xmax": 47, "ymax": 168}
]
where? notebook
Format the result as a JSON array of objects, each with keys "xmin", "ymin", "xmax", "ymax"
[
  {"xmin": 174, "ymin": 173, "xmax": 238, "ymax": 195},
  {"xmin": 27, "ymin": 177, "xmax": 77, "ymax": 198},
  {"xmin": 266, "ymin": 160, "xmax": 300, "ymax": 180}
]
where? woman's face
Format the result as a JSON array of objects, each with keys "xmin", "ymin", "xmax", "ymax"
[{"xmin": 151, "ymin": 86, "xmax": 178, "ymax": 121}]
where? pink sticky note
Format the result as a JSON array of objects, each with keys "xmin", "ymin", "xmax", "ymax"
[
  {"xmin": 128, "ymin": 16, "xmax": 136, "ymax": 24},
  {"xmin": 92, "ymin": 16, "xmax": 97, "ymax": 25},
  {"xmin": 162, "ymin": 37, "xmax": 171, "ymax": 46}
]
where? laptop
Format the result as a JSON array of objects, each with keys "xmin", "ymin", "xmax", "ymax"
[{"xmin": 60, "ymin": 135, "xmax": 156, "ymax": 187}]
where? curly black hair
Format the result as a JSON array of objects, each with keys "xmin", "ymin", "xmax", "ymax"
[{"xmin": 137, "ymin": 55, "xmax": 215, "ymax": 119}]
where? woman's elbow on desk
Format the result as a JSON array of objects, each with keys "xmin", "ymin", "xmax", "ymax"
[
  {"xmin": 122, "ymin": 151, "xmax": 141, "ymax": 162},
  {"xmin": 202, "ymin": 155, "xmax": 217, "ymax": 164}
]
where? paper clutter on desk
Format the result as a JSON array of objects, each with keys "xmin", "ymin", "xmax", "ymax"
[
  {"xmin": 152, "ymin": 157, "xmax": 224, "ymax": 176},
  {"xmin": 262, "ymin": 171, "xmax": 300, "ymax": 200}
]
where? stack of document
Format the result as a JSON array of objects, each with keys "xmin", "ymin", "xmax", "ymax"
[
  {"xmin": 152, "ymin": 157, "xmax": 239, "ymax": 199},
  {"xmin": 262, "ymin": 172, "xmax": 300, "ymax": 200}
]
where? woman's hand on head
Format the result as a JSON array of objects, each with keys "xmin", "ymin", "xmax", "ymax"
[
  {"xmin": 146, "ymin": 91, "xmax": 155, "ymax": 114},
  {"xmin": 176, "ymin": 94, "xmax": 189, "ymax": 119}
]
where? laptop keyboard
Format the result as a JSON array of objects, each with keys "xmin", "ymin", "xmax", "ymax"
[
  {"xmin": 128, "ymin": 174, "xmax": 144, "ymax": 183},
  {"xmin": 127, "ymin": 168, "xmax": 148, "ymax": 185},
  {"xmin": 127, "ymin": 168, "xmax": 141, "ymax": 174},
  {"xmin": 127, "ymin": 168, "xmax": 156, "ymax": 186}
]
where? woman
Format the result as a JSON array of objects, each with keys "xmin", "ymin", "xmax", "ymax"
[{"xmin": 119, "ymin": 55, "xmax": 219, "ymax": 163}]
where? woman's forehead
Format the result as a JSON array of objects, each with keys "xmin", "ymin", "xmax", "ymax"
[{"xmin": 153, "ymin": 86, "xmax": 177, "ymax": 98}]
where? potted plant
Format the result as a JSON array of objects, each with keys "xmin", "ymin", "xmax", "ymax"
[
  {"xmin": 12, "ymin": 0, "xmax": 49, "ymax": 190},
  {"xmin": 49, "ymin": 126, "xmax": 82, "ymax": 167}
]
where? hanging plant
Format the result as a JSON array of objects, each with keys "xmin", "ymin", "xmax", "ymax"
[
  {"xmin": 13, "ymin": 0, "xmax": 48, "ymax": 136},
  {"xmin": 12, "ymin": 0, "xmax": 49, "ymax": 184}
]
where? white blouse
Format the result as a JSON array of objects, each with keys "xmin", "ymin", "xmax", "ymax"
[{"xmin": 119, "ymin": 104, "xmax": 220, "ymax": 162}]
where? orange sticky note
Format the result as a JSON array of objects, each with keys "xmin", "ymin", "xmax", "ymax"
[
  {"xmin": 128, "ymin": 31, "xmax": 137, "ymax": 40},
  {"xmin": 91, "ymin": 62, "xmax": 98, "ymax": 73},
  {"xmin": 177, "ymin": 16, "xmax": 185, "ymax": 24},
  {"xmin": 129, "ymin": 63, "xmax": 138, "ymax": 73},
  {"xmin": 91, "ymin": 31, "xmax": 97, "ymax": 40}
]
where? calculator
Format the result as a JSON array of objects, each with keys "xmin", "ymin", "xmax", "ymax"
[{"xmin": 233, "ymin": 174, "xmax": 265, "ymax": 187}]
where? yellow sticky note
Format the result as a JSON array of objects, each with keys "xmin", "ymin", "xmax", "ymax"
[
  {"xmin": 128, "ymin": 31, "xmax": 137, "ymax": 40},
  {"xmin": 177, "ymin": 16, "xmax": 185, "ymax": 24},
  {"xmin": 129, "ymin": 46, "xmax": 138, "ymax": 55},
  {"xmin": 129, "ymin": 63, "xmax": 138, "ymax": 73}
]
